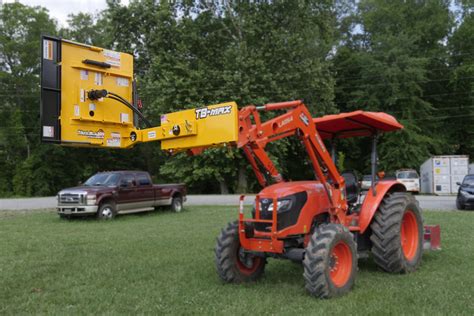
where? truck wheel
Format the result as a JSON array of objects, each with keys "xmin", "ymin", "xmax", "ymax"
[
  {"xmin": 171, "ymin": 196, "xmax": 183, "ymax": 212},
  {"xmin": 303, "ymin": 223, "xmax": 357, "ymax": 298},
  {"xmin": 215, "ymin": 221, "xmax": 266, "ymax": 283},
  {"xmin": 456, "ymin": 199, "xmax": 464, "ymax": 210},
  {"xmin": 97, "ymin": 203, "xmax": 116, "ymax": 220},
  {"xmin": 370, "ymin": 192, "xmax": 423, "ymax": 273}
]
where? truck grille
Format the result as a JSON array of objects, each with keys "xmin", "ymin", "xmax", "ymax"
[{"xmin": 59, "ymin": 193, "xmax": 84, "ymax": 205}]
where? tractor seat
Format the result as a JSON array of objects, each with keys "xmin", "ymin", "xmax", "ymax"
[{"xmin": 341, "ymin": 171, "xmax": 359, "ymax": 205}]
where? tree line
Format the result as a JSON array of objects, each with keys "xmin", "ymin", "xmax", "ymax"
[{"xmin": 0, "ymin": 0, "xmax": 472, "ymax": 197}]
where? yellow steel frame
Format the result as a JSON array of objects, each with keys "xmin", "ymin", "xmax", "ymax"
[{"xmin": 52, "ymin": 38, "xmax": 238, "ymax": 150}]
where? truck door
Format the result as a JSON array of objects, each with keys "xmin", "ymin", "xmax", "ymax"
[
  {"xmin": 117, "ymin": 173, "xmax": 137, "ymax": 211},
  {"xmin": 136, "ymin": 172, "xmax": 155, "ymax": 208}
]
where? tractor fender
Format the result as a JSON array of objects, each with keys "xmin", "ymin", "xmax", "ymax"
[{"xmin": 358, "ymin": 181, "xmax": 406, "ymax": 234}]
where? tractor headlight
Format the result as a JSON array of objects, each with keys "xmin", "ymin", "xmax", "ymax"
[
  {"xmin": 267, "ymin": 199, "xmax": 293, "ymax": 212},
  {"xmin": 86, "ymin": 194, "xmax": 97, "ymax": 205}
]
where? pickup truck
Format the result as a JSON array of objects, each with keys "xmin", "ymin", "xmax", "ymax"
[{"xmin": 57, "ymin": 171, "xmax": 186, "ymax": 220}]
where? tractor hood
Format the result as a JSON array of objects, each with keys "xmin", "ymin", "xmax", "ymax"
[{"xmin": 258, "ymin": 181, "xmax": 327, "ymax": 199}]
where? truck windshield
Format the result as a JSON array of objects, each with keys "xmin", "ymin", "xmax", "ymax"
[
  {"xmin": 397, "ymin": 171, "xmax": 418, "ymax": 179},
  {"xmin": 463, "ymin": 176, "xmax": 474, "ymax": 186},
  {"xmin": 84, "ymin": 173, "xmax": 120, "ymax": 186},
  {"xmin": 363, "ymin": 175, "xmax": 378, "ymax": 181}
]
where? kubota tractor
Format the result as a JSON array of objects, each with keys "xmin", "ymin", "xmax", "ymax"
[
  {"xmin": 40, "ymin": 37, "xmax": 440, "ymax": 299},
  {"xmin": 212, "ymin": 100, "xmax": 439, "ymax": 298}
]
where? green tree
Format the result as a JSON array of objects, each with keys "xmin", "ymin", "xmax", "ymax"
[
  {"xmin": 60, "ymin": 12, "xmax": 111, "ymax": 47},
  {"xmin": 0, "ymin": 2, "xmax": 57, "ymax": 196},
  {"xmin": 445, "ymin": 3, "xmax": 474, "ymax": 156},
  {"xmin": 104, "ymin": 0, "xmax": 339, "ymax": 193},
  {"xmin": 333, "ymin": 0, "xmax": 454, "ymax": 173}
]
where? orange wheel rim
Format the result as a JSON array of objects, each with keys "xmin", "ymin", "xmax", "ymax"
[
  {"xmin": 329, "ymin": 241, "xmax": 352, "ymax": 287},
  {"xmin": 236, "ymin": 248, "xmax": 262, "ymax": 275},
  {"xmin": 401, "ymin": 210, "xmax": 419, "ymax": 261}
]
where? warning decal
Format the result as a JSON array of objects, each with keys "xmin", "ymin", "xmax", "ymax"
[
  {"xmin": 103, "ymin": 50, "xmax": 121, "ymax": 67},
  {"xmin": 43, "ymin": 40, "xmax": 53, "ymax": 60}
]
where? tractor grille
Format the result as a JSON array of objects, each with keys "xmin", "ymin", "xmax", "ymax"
[
  {"xmin": 59, "ymin": 193, "xmax": 84, "ymax": 205},
  {"xmin": 252, "ymin": 192, "xmax": 307, "ymax": 231}
]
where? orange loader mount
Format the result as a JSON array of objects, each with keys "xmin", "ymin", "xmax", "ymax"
[{"xmin": 211, "ymin": 100, "xmax": 440, "ymax": 298}]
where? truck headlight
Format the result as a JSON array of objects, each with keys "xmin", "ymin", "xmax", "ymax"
[
  {"xmin": 267, "ymin": 199, "xmax": 293, "ymax": 212},
  {"xmin": 460, "ymin": 190, "xmax": 470, "ymax": 197},
  {"xmin": 86, "ymin": 194, "xmax": 97, "ymax": 205}
]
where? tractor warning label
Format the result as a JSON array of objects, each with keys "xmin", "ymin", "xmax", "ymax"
[{"xmin": 195, "ymin": 105, "xmax": 232, "ymax": 119}]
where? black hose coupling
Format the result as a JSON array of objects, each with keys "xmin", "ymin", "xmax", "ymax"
[{"xmin": 88, "ymin": 89, "xmax": 108, "ymax": 100}]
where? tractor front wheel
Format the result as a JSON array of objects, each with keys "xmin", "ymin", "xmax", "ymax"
[
  {"xmin": 370, "ymin": 192, "xmax": 423, "ymax": 273},
  {"xmin": 303, "ymin": 224, "xmax": 357, "ymax": 298},
  {"xmin": 215, "ymin": 221, "xmax": 266, "ymax": 283}
]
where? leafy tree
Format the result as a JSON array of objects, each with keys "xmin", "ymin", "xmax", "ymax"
[
  {"xmin": 104, "ymin": 0, "xmax": 339, "ymax": 192},
  {"xmin": 0, "ymin": 2, "xmax": 57, "ymax": 196},
  {"xmin": 333, "ymin": 0, "xmax": 454, "ymax": 173},
  {"xmin": 60, "ymin": 12, "xmax": 111, "ymax": 47},
  {"xmin": 445, "ymin": 4, "xmax": 474, "ymax": 156}
]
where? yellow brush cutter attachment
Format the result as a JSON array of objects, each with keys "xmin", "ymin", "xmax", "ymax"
[{"xmin": 40, "ymin": 36, "xmax": 238, "ymax": 151}]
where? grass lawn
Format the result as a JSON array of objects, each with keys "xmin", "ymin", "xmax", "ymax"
[{"xmin": 1, "ymin": 207, "xmax": 473, "ymax": 315}]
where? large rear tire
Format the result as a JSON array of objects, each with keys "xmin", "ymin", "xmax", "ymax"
[
  {"xmin": 370, "ymin": 192, "xmax": 423, "ymax": 273},
  {"xmin": 303, "ymin": 224, "xmax": 357, "ymax": 298},
  {"xmin": 215, "ymin": 221, "xmax": 266, "ymax": 283}
]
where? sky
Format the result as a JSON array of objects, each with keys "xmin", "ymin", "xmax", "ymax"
[{"xmin": 2, "ymin": 0, "xmax": 130, "ymax": 26}]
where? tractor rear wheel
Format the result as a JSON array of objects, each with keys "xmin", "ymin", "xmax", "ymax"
[
  {"xmin": 370, "ymin": 192, "xmax": 423, "ymax": 273},
  {"xmin": 303, "ymin": 224, "xmax": 357, "ymax": 298},
  {"xmin": 215, "ymin": 221, "xmax": 266, "ymax": 283}
]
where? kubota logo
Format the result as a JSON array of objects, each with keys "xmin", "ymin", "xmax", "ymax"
[{"xmin": 195, "ymin": 105, "xmax": 232, "ymax": 119}]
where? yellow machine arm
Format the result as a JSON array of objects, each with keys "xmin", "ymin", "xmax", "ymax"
[{"xmin": 40, "ymin": 36, "xmax": 239, "ymax": 151}]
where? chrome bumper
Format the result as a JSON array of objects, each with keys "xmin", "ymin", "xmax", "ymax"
[{"xmin": 57, "ymin": 205, "xmax": 98, "ymax": 215}]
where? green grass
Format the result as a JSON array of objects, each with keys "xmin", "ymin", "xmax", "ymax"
[{"xmin": 1, "ymin": 207, "xmax": 473, "ymax": 315}]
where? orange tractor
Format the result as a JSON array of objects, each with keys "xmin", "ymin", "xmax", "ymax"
[{"xmin": 211, "ymin": 100, "xmax": 440, "ymax": 298}]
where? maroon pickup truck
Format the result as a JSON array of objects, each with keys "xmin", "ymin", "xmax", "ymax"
[{"xmin": 57, "ymin": 171, "xmax": 186, "ymax": 219}]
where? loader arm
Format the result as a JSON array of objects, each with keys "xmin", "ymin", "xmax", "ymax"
[{"xmin": 236, "ymin": 100, "xmax": 348, "ymax": 220}]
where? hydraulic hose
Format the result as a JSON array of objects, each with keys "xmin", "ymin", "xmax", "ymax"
[{"xmin": 88, "ymin": 89, "xmax": 152, "ymax": 127}]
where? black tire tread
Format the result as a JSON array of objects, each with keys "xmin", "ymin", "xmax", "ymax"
[
  {"xmin": 171, "ymin": 195, "xmax": 183, "ymax": 212},
  {"xmin": 215, "ymin": 221, "xmax": 265, "ymax": 283},
  {"xmin": 96, "ymin": 202, "xmax": 116, "ymax": 220},
  {"xmin": 370, "ymin": 192, "xmax": 423, "ymax": 273},
  {"xmin": 303, "ymin": 223, "xmax": 357, "ymax": 298}
]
